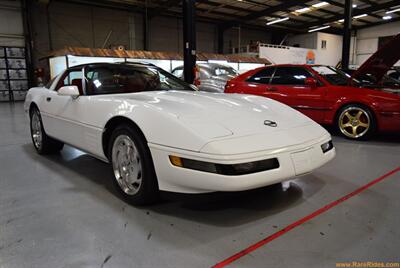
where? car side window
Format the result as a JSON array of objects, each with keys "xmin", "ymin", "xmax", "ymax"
[
  {"xmin": 54, "ymin": 69, "xmax": 83, "ymax": 93},
  {"xmin": 247, "ymin": 67, "xmax": 275, "ymax": 84},
  {"xmin": 270, "ymin": 67, "xmax": 313, "ymax": 85},
  {"xmin": 172, "ymin": 68, "xmax": 183, "ymax": 79}
]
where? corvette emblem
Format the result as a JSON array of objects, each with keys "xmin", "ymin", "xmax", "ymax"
[{"xmin": 264, "ymin": 120, "xmax": 277, "ymax": 127}]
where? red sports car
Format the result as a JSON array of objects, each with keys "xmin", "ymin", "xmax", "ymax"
[{"xmin": 225, "ymin": 34, "xmax": 400, "ymax": 140}]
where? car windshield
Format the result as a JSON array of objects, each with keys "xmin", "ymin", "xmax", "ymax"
[
  {"xmin": 85, "ymin": 64, "xmax": 194, "ymax": 95},
  {"xmin": 311, "ymin": 66, "xmax": 358, "ymax": 86},
  {"xmin": 45, "ymin": 75, "xmax": 58, "ymax": 89},
  {"xmin": 214, "ymin": 66, "xmax": 238, "ymax": 76}
]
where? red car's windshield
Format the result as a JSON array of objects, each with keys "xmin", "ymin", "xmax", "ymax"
[{"xmin": 311, "ymin": 66, "xmax": 359, "ymax": 86}]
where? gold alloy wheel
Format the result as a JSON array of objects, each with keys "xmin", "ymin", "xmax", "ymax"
[{"xmin": 338, "ymin": 106, "xmax": 370, "ymax": 139}]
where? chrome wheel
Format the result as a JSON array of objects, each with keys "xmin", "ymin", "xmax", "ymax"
[
  {"xmin": 112, "ymin": 135, "xmax": 142, "ymax": 196},
  {"xmin": 31, "ymin": 111, "xmax": 42, "ymax": 149},
  {"xmin": 338, "ymin": 106, "xmax": 370, "ymax": 139}
]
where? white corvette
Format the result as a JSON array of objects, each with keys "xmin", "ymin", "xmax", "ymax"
[{"xmin": 24, "ymin": 62, "xmax": 335, "ymax": 204}]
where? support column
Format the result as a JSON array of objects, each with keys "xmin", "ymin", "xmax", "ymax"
[
  {"xmin": 21, "ymin": 0, "xmax": 34, "ymax": 88},
  {"xmin": 182, "ymin": 0, "xmax": 196, "ymax": 84},
  {"xmin": 143, "ymin": 10, "xmax": 149, "ymax": 50},
  {"xmin": 341, "ymin": 0, "xmax": 352, "ymax": 70}
]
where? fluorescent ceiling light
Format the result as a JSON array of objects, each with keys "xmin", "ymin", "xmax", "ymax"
[
  {"xmin": 386, "ymin": 8, "xmax": 400, "ymax": 14},
  {"xmin": 337, "ymin": 13, "xmax": 367, "ymax": 23},
  {"xmin": 266, "ymin": 17, "xmax": 289, "ymax": 25},
  {"xmin": 308, "ymin": 25, "xmax": 330, "ymax": 32},
  {"xmin": 382, "ymin": 15, "xmax": 392, "ymax": 20},
  {"xmin": 312, "ymin": 2, "xmax": 329, "ymax": 8},
  {"xmin": 354, "ymin": 13, "xmax": 368, "ymax": 19},
  {"xmin": 295, "ymin": 7, "xmax": 311, "ymax": 13},
  {"xmin": 352, "ymin": 4, "xmax": 357, "ymax": 8}
]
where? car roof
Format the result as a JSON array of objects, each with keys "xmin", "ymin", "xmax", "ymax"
[
  {"xmin": 68, "ymin": 62, "xmax": 156, "ymax": 70},
  {"xmin": 264, "ymin": 64, "xmax": 327, "ymax": 68},
  {"xmin": 172, "ymin": 62, "xmax": 234, "ymax": 71}
]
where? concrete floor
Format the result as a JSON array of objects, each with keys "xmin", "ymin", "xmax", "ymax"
[{"xmin": 0, "ymin": 102, "xmax": 399, "ymax": 268}]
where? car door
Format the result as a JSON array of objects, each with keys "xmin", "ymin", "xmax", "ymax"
[
  {"xmin": 39, "ymin": 67, "xmax": 90, "ymax": 149},
  {"xmin": 267, "ymin": 66, "xmax": 327, "ymax": 122}
]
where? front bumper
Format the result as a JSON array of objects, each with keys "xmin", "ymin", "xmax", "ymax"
[{"xmin": 149, "ymin": 134, "xmax": 335, "ymax": 194}]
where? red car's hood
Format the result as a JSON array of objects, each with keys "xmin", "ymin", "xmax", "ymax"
[{"xmin": 352, "ymin": 34, "xmax": 400, "ymax": 84}]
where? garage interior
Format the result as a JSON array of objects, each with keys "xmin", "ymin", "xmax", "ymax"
[{"xmin": 1, "ymin": 0, "xmax": 400, "ymax": 268}]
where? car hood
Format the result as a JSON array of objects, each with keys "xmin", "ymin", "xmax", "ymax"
[
  {"xmin": 109, "ymin": 91, "xmax": 327, "ymax": 154},
  {"xmin": 120, "ymin": 90, "xmax": 314, "ymax": 137},
  {"xmin": 352, "ymin": 33, "xmax": 400, "ymax": 84}
]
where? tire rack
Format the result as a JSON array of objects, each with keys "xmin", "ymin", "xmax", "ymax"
[{"xmin": 0, "ymin": 47, "xmax": 28, "ymax": 102}]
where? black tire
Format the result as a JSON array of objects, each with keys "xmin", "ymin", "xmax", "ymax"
[
  {"xmin": 336, "ymin": 104, "xmax": 376, "ymax": 140},
  {"xmin": 108, "ymin": 124, "xmax": 159, "ymax": 205},
  {"xmin": 30, "ymin": 107, "xmax": 64, "ymax": 154}
]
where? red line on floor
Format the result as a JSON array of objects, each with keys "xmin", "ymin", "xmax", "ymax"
[{"xmin": 212, "ymin": 167, "xmax": 400, "ymax": 268}]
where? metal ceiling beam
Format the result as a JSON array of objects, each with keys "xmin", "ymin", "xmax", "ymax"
[
  {"xmin": 196, "ymin": 0, "xmax": 248, "ymax": 13},
  {"xmin": 304, "ymin": 0, "xmax": 400, "ymax": 28},
  {"xmin": 314, "ymin": 0, "xmax": 379, "ymax": 19},
  {"xmin": 358, "ymin": 0, "xmax": 375, "ymax": 6},
  {"xmin": 57, "ymin": 0, "xmax": 145, "ymax": 12},
  {"xmin": 353, "ymin": 0, "xmax": 381, "ymax": 19},
  {"xmin": 355, "ymin": 16, "xmax": 400, "ymax": 30},
  {"xmin": 148, "ymin": 0, "xmax": 181, "ymax": 17},
  {"xmin": 323, "ymin": 0, "xmax": 344, "ymax": 8},
  {"xmin": 221, "ymin": 0, "xmax": 310, "ymax": 27},
  {"xmin": 197, "ymin": 3, "xmax": 307, "ymax": 25},
  {"xmin": 196, "ymin": 0, "xmax": 304, "ymax": 23}
]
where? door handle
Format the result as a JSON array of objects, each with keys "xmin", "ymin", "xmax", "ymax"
[
  {"xmin": 267, "ymin": 87, "xmax": 278, "ymax": 91},
  {"xmin": 46, "ymin": 97, "xmax": 52, "ymax": 102}
]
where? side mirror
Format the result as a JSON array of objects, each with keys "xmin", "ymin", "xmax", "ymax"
[
  {"xmin": 58, "ymin": 85, "xmax": 80, "ymax": 98},
  {"xmin": 305, "ymin": 77, "xmax": 318, "ymax": 88}
]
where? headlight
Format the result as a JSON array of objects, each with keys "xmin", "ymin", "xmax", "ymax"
[
  {"xmin": 321, "ymin": 140, "xmax": 334, "ymax": 153},
  {"xmin": 169, "ymin": 155, "xmax": 279, "ymax": 176}
]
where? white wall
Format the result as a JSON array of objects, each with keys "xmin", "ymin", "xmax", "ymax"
[
  {"xmin": 264, "ymin": 32, "xmax": 342, "ymax": 66},
  {"xmin": 354, "ymin": 21, "xmax": 400, "ymax": 66},
  {"xmin": 286, "ymin": 32, "xmax": 318, "ymax": 49},
  {"xmin": 259, "ymin": 45, "xmax": 316, "ymax": 64},
  {"xmin": 0, "ymin": 0, "xmax": 24, "ymax": 47},
  {"xmin": 315, "ymin": 32, "xmax": 342, "ymax": 66}
]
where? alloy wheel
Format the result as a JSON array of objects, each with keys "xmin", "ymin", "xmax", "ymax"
[
  {"xmin": 338, "ymin": 107, "xmax": 370, "ymax": 139},
  {"xmin": 111, "ymin": 135, "xmax": 143, "ymax": 195},
  {"xmin": 31, "ymin": 111, "xmax": 43, "ymax": 150}
]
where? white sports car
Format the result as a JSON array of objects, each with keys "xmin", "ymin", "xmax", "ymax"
[{"xmin": 24, "ymin": 62, "xmax": 335, "ymax": 204}]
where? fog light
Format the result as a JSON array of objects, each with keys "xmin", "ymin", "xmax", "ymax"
[
  {"xmin": 169, "ymin": 155, "xmax": 217, "ymax": 173},
  {"xmin": 321, "ymin": 140, "xmax": 333, "ymax": 153},
  {"xmin": 169, "ymin": 155, "xmax": 183, "ymax": 167}
]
